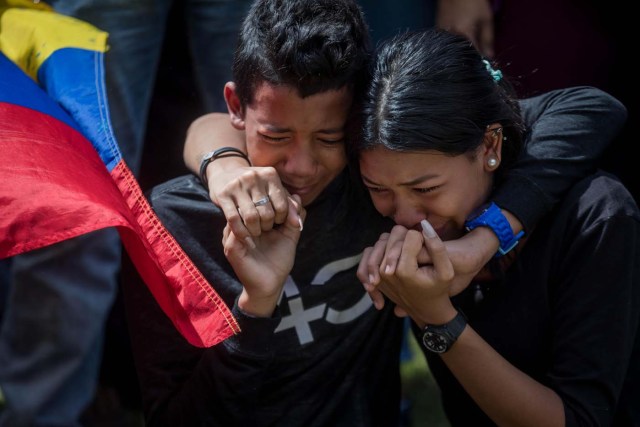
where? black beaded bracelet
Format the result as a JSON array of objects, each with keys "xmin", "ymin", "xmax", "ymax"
[{"xmin": 199, "ymin": 147, "xmax": 251, "ymax": 192}]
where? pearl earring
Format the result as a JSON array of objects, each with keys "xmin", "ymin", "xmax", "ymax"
[{"xmin": 487, "ymin": 157, "xmax": 498, "ymax": 168}]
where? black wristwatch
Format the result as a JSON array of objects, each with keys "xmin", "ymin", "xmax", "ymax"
[
  {"xmin": 421, "ymin": 311, "xmax": 467, "ymax": 354},
  {"xmin": 464, "ymin": 202, "xmax": 524, "ymax": 257}
]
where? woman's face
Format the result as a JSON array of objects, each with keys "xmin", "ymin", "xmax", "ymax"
[{"xmin": 359, "ymin": 144, "xmax": 496, "ymax": 240}]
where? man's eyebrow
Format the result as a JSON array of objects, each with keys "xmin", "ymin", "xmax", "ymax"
[{"xmin": 262, "ymin": 124, "xmax": 290, "ymax": 133}]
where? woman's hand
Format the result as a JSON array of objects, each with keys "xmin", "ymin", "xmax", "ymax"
[
  {"xmin": 358, "ymin": 221, "xmax": 455, "ymax": 325},
  {"xmin": 358, "ymin": 223, "xmax": 493, "ymax": 314},
  {"xmin": 222, "ymin": 195, "xmax": 305, "ymax": 317}
]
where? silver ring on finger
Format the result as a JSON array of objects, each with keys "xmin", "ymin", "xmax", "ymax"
[{"xmin": 253, "ymin": 196, "xmax": 270, "ymax": 207}]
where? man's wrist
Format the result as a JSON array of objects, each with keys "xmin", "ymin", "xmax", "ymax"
[
  {"xmin": 199, "ymin": 147, "xmax": 251, "ymax": 191},
  {"xmin": 465, "ymin": 226, "xmax": 500, "ymax": 265},
  {"xmin": 205, "ymin": 155, "xmax": 251, "ymax": 185}
]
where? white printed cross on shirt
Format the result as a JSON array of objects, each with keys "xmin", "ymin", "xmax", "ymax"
[{"xmin": 274, "ymin": 254, "xmax": 371, "ymax": 345}]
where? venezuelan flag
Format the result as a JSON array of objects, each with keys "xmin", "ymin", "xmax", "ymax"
[{"xmin": 0, "ymin": 1, "xmax": 239, "ymax": 347}]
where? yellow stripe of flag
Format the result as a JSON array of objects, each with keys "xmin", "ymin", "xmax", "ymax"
[{"xmin": 0, "ymin": 1, "xmax": 108, "ymax": 81}]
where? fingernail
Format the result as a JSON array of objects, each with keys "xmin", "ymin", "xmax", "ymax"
[
  {"xmin": 368, "ymin": 274, "xmax": 375, "ymax": 285},
  {"xmin": 421, "ymin": 219, "xmax": 437, "ymax": 238},
  {"xmin": 244, "ymin": 236, "xmax": 256, "ymax": 249},
  {"xmin": 368, "ymin": 294, "xmax": 380, "ymax": 310},
  {"xmin": 385, "ymin": 264, "xmax": 393, "ymax": 274},
  {"xmin": 288, "ymin": 195, "xmax": 304, "ymax": 231}
]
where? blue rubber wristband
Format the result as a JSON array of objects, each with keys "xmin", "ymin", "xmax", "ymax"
[{"xmin": 464, "ymin": 202, "xmax": 524, "ymax": 258}]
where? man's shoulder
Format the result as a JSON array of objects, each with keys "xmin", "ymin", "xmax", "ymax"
[
  {"xmin": 144, "ymin": 174, "xmax": 227, "ymax": 260},
  {"xmin": 145, "ymin": 174, "xmax": 222, "ymax": 223},
  {"xmin": 147, "ymin": 174, "xmax": 206, "ymax": 203}
]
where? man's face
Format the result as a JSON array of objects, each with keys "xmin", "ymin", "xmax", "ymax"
[{"xmin": 239, "ymin": 83, "xmax": 352, "ymax": 206}]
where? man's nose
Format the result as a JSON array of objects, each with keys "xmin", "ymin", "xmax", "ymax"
[{"xmin": 284, "ymin": 143, "xmax": 317, "ymax": 177}]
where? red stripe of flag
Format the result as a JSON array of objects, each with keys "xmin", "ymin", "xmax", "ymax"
[{"xmin": 0, "ymin": 101, "xmax": 239, "ymax": 348}]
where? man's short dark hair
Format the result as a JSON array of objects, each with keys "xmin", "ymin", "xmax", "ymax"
[{"xmin": 232, "ymin": 0, "xmax": 371, "ymax": 108}]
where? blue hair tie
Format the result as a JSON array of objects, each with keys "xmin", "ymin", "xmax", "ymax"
[{"xmin": 482, "ymin": 59, "xmax": 502, "ymax": 82}]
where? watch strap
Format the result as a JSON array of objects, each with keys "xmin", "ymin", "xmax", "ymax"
[
  {"xmin": 464, "ymin": 202, "xmax": 524, "ymax": 257},
  {"xmin": 422, "ymin": 311, "xmax": 467, "ymax": 354}
]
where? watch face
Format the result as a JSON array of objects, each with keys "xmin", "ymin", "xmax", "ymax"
[{"xmin": 422, "ymin": 330, "xmax": 451, "ymax": 354}]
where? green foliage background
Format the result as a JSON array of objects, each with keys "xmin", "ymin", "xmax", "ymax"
[{"xmin": 401, "ymin": 333, "xmax": 451, "ymax": 427}]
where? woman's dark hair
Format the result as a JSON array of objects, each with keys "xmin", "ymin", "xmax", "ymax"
[
  {"xmin": 232, "ymin": 0, "xmax": 371, "ymax": 108},
  {"xmin": 358, "ymin": 29, "xmax": 524, "ymax": 175}
]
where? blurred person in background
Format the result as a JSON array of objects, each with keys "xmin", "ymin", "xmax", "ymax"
[{"xmin": 0, "ymin": 1, "xmax": 250, "ymax": 425}]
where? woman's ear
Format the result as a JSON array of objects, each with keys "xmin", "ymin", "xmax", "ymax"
[
  {"xmin": 224, "ymin": 82, "xmax": 245, "ymax": 130},
  {"xmin": 483, "ymin": 123, "xmax": 504, "ymax": 171}
]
